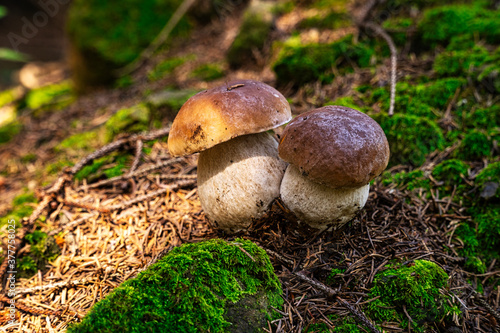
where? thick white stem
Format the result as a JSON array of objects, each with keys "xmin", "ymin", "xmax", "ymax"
[
  {"xmin": 197, "ymin": 132, "xmax": 286, "ymax": 233},
  {"xmin": 280, "ymin": 164, "xmax": 370, "ymax": 230}
]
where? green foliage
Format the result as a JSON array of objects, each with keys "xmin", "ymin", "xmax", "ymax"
[
  {"xmin": 432, "ymin": 159, "xmax": 469, "ymax": 185},
  {"xmin": 19, "ymin": 231, "xmax": 61, "ymax": 278},
  {"xmin": 148, "ymin": 57, "xmax": 187, "ymax": 81},
  {"xmin": 67, "ymin": 0, "xmax": 191, "ymax": 67},
  {"xmin": 191, "ymin": 64, "xmax": 225, "ymax": 81},
  {"xmin": 455, "ymin": 131, "xmax": 491, "ymax": 161},
  {"xmin": 418, "ymin": 4, "xmax": 500, "ymax": 47},
  {"xmin": 67, "ymin": 239, "xmax": 283, "ymax": 333},
  {"xmin": 228, "ymin": 5, "xmax": 273, "ymax": 68},
  {"xmin": 367, "ymin": 260, "xmax": 460, "ymax": 332},
  {"xmin": 372, "ymin": 113, "xmax": 445, "ymax": 166},
  {"xmin": 105, "ymin": 104, "xmax": 150, "ymax": 142},
  {"xmin": 273, "ymin": 35, "xmax": 373, "ymax": 87},
  {"xmin": 25, "ymin": 81, "xmax": 74, "ymax": 111}
]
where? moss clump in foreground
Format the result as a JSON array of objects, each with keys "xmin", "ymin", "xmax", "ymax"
[
  {"xmin": 68, "ymin": 239, "xmax": 283, "ymax": 333},
  {"xmin": 367, "ymin": 260, "xmax": 460, "ymax": 332}
]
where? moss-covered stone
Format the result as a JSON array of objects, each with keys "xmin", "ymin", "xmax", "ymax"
[
  {"xmin": 67, "ymin": 239, "xmax": 283, "ymax": 333},
  {"xmin": 105, "ymin": 104, "xmax": 150, "ymax": 142},
  {"xmin": 273, "ymin": 35, "xmax": 373, "ymax": 87},
  {"xmin": 367, "ymin": 260, "xmax": 460, "ymax": 332},
  {"xmin": 455, "ymin": 130, "xmax": 492, "ymax": 161},
  {"xmin": 191, "ymin": 63, "xmax": 225, "ymax": 81},
  {"xmin": 66, "ymin": 0, "xmax": 192, "ymax": 89},
  {"xmin": 372, "ymin": 113, "xmax": 445, "ymax": 166},
  {"xmin": 227, "ymin": 0, "xmax": 275, "ymax": 69}
]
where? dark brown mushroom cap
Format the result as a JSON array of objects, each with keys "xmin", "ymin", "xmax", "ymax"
[
  {"xmin": 279, "ymin": 105, "xmax": 390, "ymax": 188},
  {"xmin": 168, "ymin": 80, "xmax": 291, "ymax": 156}
]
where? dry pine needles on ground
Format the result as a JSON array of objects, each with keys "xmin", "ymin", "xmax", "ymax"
[{"xmin": 0, "ymin": 127, "xmax": 499, "ymax": 332}]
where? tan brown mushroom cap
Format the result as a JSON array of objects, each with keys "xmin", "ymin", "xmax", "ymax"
[
  {"xmin": 279, "ymin": 105, "xmax": 390, "ymax": 188},
  {"xmin": 168, "ymin": 80, "xmax": 291, "ymax": 156}
]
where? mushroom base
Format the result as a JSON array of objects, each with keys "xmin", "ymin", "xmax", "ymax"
[
  {"xmin": 197, "ymin": 132, "xmax": 287, "ymax": 233},
  {"xmin": 280, "ymin": 165, "xmax": 370, "ymax": 230}
]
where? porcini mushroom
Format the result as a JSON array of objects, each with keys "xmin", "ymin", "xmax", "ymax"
[
  {"xmin": 168, "ymin": 80, "xmax": 291, "ymax": 232},
  {"xmin": 278, "ymin": 105, "xmax": 390, "ymax": 230}
]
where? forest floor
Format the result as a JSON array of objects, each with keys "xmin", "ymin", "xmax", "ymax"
[{"xmin": 0, "ymin": 0, "xmax": 499, "ymax": 332}]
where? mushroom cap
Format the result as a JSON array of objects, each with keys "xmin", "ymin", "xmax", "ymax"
[
  {"xmin": 278, "ymin": 105, "xmax": 390, "ymax": 188},
  {"xmin": 168, "ymin": 80, "xmax": 291, "ymax": 157}
]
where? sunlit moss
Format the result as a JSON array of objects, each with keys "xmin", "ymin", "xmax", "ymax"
[
  {"xmin": 0, "ymin": 192, "xmax": 37, "ymax": 228},
  {"xmin": 105, "ymin": 104, "xmax": 150, "ymax": 142},
  {"xmin": 68, "ymin": 239, "xmax": 283, "ymax": 333},
  {"xmin": 18, "ymin": 230, "xmax": 60, "ymax": 278},
  {"xmin": 25, "ymin": 81, "xmax": 74, "ymax": 111},
  {"xmin": 367, "ymin": 260, "xmax": 460, "ymax": 332}
]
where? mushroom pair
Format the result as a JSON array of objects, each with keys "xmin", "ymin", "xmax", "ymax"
[
  {"xmin": 168, "ymin": 80, "xmax": 291, "ymax": 233},
  {"xmin": 168, "ymin": 80, "xmax": 389, "ymax": 233}
]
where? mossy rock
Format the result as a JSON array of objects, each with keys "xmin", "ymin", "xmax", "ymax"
[
  {"xmin": 455, "ymin": 130, "xmax": 492, "ymax": 161},
  {"xmin": 67, "ymin": 239, "xmax": 283, "ymax": 333},
  {"xmin": 227, "ymin": 0, "xmax": 275, "ymax": 69},
  {"xmin": 272, "ymin": 35, "xmax": 373, "ymax": 87},
  {"xmin": 367, "ymin": 260, "xmax": 460, "ymax": 332},
  {"xmin": 418, "ymin": 4, "xmax": 500, "ymax": 48},
  {"xmin": 372, "ymin": 113, "xmax": 445, "ymax": 167},
  {"xmin": 66, "ymin": 0, "xmax": 191, "ymax": 90},
  {"xmin": 105, "ymin": 104, "xmax": 150, "ymax": 142}
]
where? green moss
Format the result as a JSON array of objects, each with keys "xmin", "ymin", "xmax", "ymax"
[
  {"xmin": 325, "ymin": 97, "xmax": 361, "ymax": 110},
  {"xmin": 305, "ymin": 315, "xmax": 361, "ymax": 332},
  {"xmin": 0, "ymin": 120, "xmax": 22, "ymax": 145},
  {"xmin": 432, "ymin": 159, "xmax": 469, "ymax": 185},
  {"xmin": 105, "ymin": 104, "xmax": 150, "ymax": 142},
  {"xmin": 0, "ymin": 192, "xmax": 37, "ymax": 228},
  {"xmin": 68, "ymin": 239, "xmax": 283, "ymax": 333},
  {"xmin": 0, "ymin": 87, "xmax": 21, "ymax": 107},
  {"xmin": 381, "ymin": 170, "xmax": 430, "ymax": 191},
  {"xmin": 273, "ymin": 35, "xmax": 373, "ymax": 87},
  {"xmin": 67, "ymin": 0, "xmax": 191, "ymax": 68},
  {"xmin": 25, "ymin": 81, "xmax": 74, "ymax": 111},
  {"xmin": 465, "ymin": 106, "xmax": 500, "ymax": 133},
  {"xmin": 75, "ymin": 154, "xmax": 129, "ymax": 181},
  {"xmin": 382, "ymin": 17, "xmax": 413, "ymax": 47},
  {"xmin": 455, "ymin": 131, "xmax": 491, "ymax": 161},
  {"xmin": 418, "ymin": 4, "xmax": 500, "ymax": 47},
  {"xmin": 433, "ymin": 46, "xmax": 489, "ymax": 78},
  {"xmin": 297, "ymin": 11, "xmax": 350, "ymax": 30},
  {"xmin": 372, "ymin": 113, "xmax": 445, "ymax": 166},
  {"xmin": 55, "ymin": 130, "xmax": 102, "ymax": 154},
  {"xmin": 18, "ymin": 230, "xmax": 60, "ymax": 278},
  {"xmin": 148, "ymin": 57, "xmax": 187, "ymax": 82},
  {"xmin": 191, "ymin": 63, "xmax": 225, "ymax": 81},
  {"xmin": 475, "ymin": 162, "xmax": 500, "ymax": 200},
  {"xmin": 414, "ymin": 77, "xmax": 466, "ymax": 110},
  {"xmin": 227, "ymin": 3, "xmax": 274, "ymax": 68},
  {"xmin": 44, "ymin": 159, "xmax": 74, "ymax": 175},
  {"xmin": 367, "ymin": 260, "xmax": 460, "ymax": 332}
]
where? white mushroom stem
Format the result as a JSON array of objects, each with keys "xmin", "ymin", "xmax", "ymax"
[
  {"xmin": 197, "ymin": 131, "xmax": 287, "ymax": 233},
  {"xmin": 280, "ymin": 165, "xmax": 370, "ymax": 230}
]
